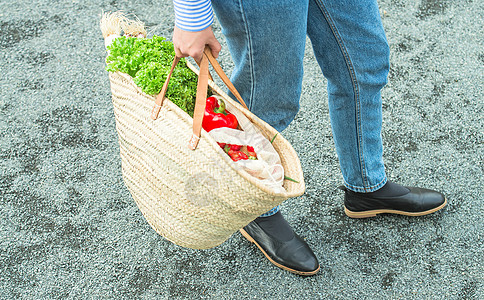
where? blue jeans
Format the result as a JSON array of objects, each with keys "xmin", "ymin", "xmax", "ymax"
[{"xmin": 211, "ymin": 0, "xmax": 390, "ymax": 216}]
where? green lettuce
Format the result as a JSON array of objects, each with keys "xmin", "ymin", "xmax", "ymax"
[{"xmin": 105, "ymin": 36, "xmax": 198, "ymax": 117}]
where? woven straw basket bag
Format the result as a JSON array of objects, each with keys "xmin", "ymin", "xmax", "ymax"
[{"xmin": 106, "ymin": 36, "xmax": 305, "ymax": 248}]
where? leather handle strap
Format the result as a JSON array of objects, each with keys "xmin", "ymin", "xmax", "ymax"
[
  {"xmin": 150, "ymin": 56, "xmax": 181, "ymax": 120},
  {"xmin": 151, "ymin": 46, "xmax": 249, "ymax": 150},
  {"xmin": 202, "ymin": 47, "xmax": 248, "ymax": 110},
  {"xmin": 187, "ymin": 53, "xmax": 209, "ymax": 150},
  {"xmin": 195, "ymin": 59, "xmax": 213, "ymax": 82}
]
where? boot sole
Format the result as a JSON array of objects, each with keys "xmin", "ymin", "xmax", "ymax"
[
  {"xmin": 344, "ymin": 198, "xmax": 448, "ymax": 218},
  {"xmin": 239, "ymin": 228, "xmax": 320, "ymax": 276}
]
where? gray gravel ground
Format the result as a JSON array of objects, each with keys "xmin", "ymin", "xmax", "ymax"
[{"xmin": 1, "ymin": 0, "xmax": 483, "ymax": 299}]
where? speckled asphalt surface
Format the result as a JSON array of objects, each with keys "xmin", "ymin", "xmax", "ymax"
[{"xmin": 0, "ymin": 0, "xmax": 482, "ymax": 299}]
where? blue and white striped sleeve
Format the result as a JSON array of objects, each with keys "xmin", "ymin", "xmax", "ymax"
[{"xmin": 173, "ymin": 0, "xmax": 214, "ymax": 32}]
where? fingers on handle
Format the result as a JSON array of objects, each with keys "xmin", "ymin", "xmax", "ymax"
[{"xmin": 208, "ymin": 40, "xmax": 221, "ymax": 58}]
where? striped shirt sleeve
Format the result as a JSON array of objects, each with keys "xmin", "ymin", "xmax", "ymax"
[{"xmin": 173, "ymin": 0, "xmax": 214, "ymax": 32}]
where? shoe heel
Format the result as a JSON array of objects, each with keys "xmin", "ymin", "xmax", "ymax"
[{"xmin": 344, "ymin": 207, "xmax": 377, "ymax": 218}]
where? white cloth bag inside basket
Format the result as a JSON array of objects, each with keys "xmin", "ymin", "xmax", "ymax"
[{"xmin": 208, "ymin": 96, "xmax": 286, "ymax": 194}]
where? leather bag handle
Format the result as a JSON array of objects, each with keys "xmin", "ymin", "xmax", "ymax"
[
  {"xmin": 151, "ymin": 46, "xmax": 248, "ymax": 150},
  {"xmin": 202, "ymin": 47, "xmax": 247, "ymax": 108}
]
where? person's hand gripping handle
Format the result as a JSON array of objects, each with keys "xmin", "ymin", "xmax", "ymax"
[{"xmin": 172, "ymin": 25, "xmax": 221, "ymax": 63}]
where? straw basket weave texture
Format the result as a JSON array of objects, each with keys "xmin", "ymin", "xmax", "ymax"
[{"xmin": 108, "ymin": 64, "xmax": 305, "ymax": 249}]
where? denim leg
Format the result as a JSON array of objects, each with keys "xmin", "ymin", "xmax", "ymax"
[
  {"xmin": 258, "ymin": 205, "xmax": 280, "ymax": 218},
  {"xmin": 211, "ymin": 0, "xmax": 390, "ymax": 202},
  {"xmin": 211, "ymin": 0, "xmax": 309, "ymax": 216},
  {"xmin": 211, "ymin": 0, "xmax": 309, "ymax": 132},
  {"xmin": 307, "ymin": 0, "xmax": 390, "ymax": 192}
]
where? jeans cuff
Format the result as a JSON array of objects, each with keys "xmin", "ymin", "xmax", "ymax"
[
  {"xmin": 343, "ymin": 177, "xmax": 388, "ymax": 193},
  {"xmin": 258, "ymin": 205, "xmax": 280, "ymax": 217}
]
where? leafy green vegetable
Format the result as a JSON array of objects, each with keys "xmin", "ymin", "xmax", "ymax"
[
  {"xmin": 284, "ymin": 175, "xmax": 299, "ymax": 183},
  {"xmin": 105, "ymin": 36, "xmax": 198, "ymax": 117}
]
